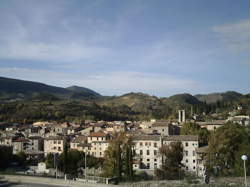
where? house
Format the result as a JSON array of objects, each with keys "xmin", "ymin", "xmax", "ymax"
[
  {"xmin": 44, "ymin": 136, "xmax": 65, "ymax": 156},
  {"xmin": 70, "ymin": 136, "xmax": 87, "ymax": 151},
  {"xmin": 12, "ymin": 138, "xmax": 29, "ymax": 154},
  {"xmin": 27, "ymin": 136, "xmax": 44, "ymax": 151},
  {"xmin": 197, "ymin": 120, "xmax": 226, "ymax": 131},
  {"xmin": 89, "ymin": 141, "xmax": 109, "ymax": 158},
  {"xmin": 227, "ymin": 115, "xmax": 250, "ymax": 126},
  {"xmin": 195, "ymin": 146, "xmax": 208, "ymax": 177},
  {"xmin": 87, "ymin": 131, "xmax": 109, "ymax": 143},
  {"xmin": 0, "ymin": 136, "xmax": 12, "ymax": 146}
]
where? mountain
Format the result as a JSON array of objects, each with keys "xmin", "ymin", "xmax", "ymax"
[
  {"xmin": 195, "ymin": 91, "xmax": 242, "ymax": 104},
  {"xmin": 66, "ymin": 86, "xmax": 101, "ymax": 98},
  {"xmin": 168, "ymin": 93, "xmax": 201, "ymax": 105},
  {"xmin": 0, "ymin": 77, "xmax": 100, "ymax": 100},
  {"xmin": 98, "ymin": 92, "xmax": 160, "ymax": 111}
]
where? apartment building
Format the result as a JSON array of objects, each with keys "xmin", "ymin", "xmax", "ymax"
[
  {"xmin": 133, "ymin": 135, "xmax": 161, "ymax": 170},
  {"xmin": 162, "ymin": 135, "xmax": 199, "ymax": 172},
  {"xmin": 44, "ymin": 136, "xmax": 65, "ymax": 156},
  {"xmin": 132, "ymin": 135, "xmax": 199, "ymax": 174}
]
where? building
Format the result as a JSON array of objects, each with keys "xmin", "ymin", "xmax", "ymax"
[
  {"xmin": 227, "ymin": 115, "xmax": 250, "ymax": 126},
  {"xmin": 162, "ymin": 135, "xmax": 199, "ymax": 172},
  {"xmin": 12, "ymin": 138, "xmax": 29, "ymax": 154},
  {"xmin": 87, "ymin": 131, "xmax": 109, "ymax": 143},
  {"xmin": 133, "ymin": 135, "xmax": 161, "ymax": 170},
  {"xmin": 195, "ymin": 146, "xmax": 208, "ymax": 177},
  {"xmin": 44, "ymin": 136, "xmax": 65, "ymax": 156},
  {"xmin": 70, "ymin": 136, "xmax": 87, "ymax": 151},
  {"xmin": 178, "ymin": 110, "xmax": 186, "ymax": 123},
  {"xmin": 197, "ymin": 120, "xmax": 226, "ymax": 131},
  {"xmin": 132, "ymin": 134, "xmax": 199, "ymax": 175},
  {"xmin": 89, "ymin": 141, "xmax": 109, "ymax": 158}
]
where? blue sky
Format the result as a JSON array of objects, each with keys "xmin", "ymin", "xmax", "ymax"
[{"xmin": 0, "ymin": 0, "xmax": 250, "ymax": 96}]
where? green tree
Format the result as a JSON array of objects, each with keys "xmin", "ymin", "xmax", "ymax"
[
  {"xmin": 102, "ymin": 132, "xmax": 134, "ymax": 182},
  {"xmin": 0, "ymin": 146, "xmax": 13, "ymax": 169},
  {"xmin": 155, "ymin": 142, "xmax": 183, "ymax": 180},
  {"xmin": 16, "ymin": 151, "xmax": 27, "ymax": 166},
  {"xmin": 45, "ymin": 153, "xmax": 55, "ymax": 168},
  {"xmin": 207, "ymin": 122, "xmax": 250, "ymax": 176},
  {"xmin": 181, "ymin": 122, "xmax": 210, "ymax": 145}
]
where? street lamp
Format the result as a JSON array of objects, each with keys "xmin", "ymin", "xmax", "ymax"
[{"xmin": 241, "ymin": 155, "xmax": 248, "ymax": 187}]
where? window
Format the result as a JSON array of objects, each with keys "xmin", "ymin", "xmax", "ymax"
[
  {"xmin": 193, "ymin": 167, "xmax": 196, "ymax": 170},
  {"xmin": 186, "ymin": 167, "xmax": 188, "ymax": 170},
  {"xmin": 186, "ymin": 159, "xmax": 188, "ymax": 163},
  {"xmin": 185, "ymin": 142, "xmax": 188, "ymax": 147},
  {"xmin": 162, "ymin": 129, "xmax": 164, "ymax": 131},
  {"xmin": 145, "ymin": 142, "xmax": 148, "ymax": 146},
  {"xmin": 58, "ymin": 140, "xmax": 61, "ymax": 144},
  {"xmin": 193, "ymin": 151, "xmax": 196, "ymax": 156},
  {"xmin": 147, "ymin": 163, "xmax": 150, "ymax": 169},
  {"xmin": 154, "ymin": 143, "xmax": 157, "ymax": 147},
  {"xmin": 140, "ymin": 142, "xmax": 143, "ymax": 146},
  {"xmin": 54, "ymin": 141, "xmax": 57, "ymax": 144},
  {"xmin": 154, "ymin": 150, "xmax": 157, "ymax": 156},
  {"xmin": 154, "ymin": 159, "xmax": 157, "ymax": 162},
  {"xmin": 185, "ymin": 151, "xmax": 188, "ymax": 156},
  {"xmin": 147, "ymin": 159, "xmax": 150, "ymax": 161},
  {"xmin": 193, "ymin": 160, "xmax": 196, "ymax": 163},
  {"xmin": 58, "ymin": 147, "xmax": 61, "ymax": 151},
  {"xmin": 54, "ymin": 146, "xmax": 57, "ymax": 150},
  {"xmin": 140, "ymin": 150, "xmax": 143, "ymax": 155},
  {"xmin": 147, "ymin": 150, "xmax": 150, "ymax": 155}
]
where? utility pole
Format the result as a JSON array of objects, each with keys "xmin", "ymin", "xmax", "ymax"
[{"xmin": 85, "ymin": 150, "xmax": 87, "ymax": 180}]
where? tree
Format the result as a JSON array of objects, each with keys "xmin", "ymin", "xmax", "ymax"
[
  {"xmin": 181, "ymin": 122, "xmax": 210, "ymax": 145},
  {"xmin": 102, "ymin": 132, "xmax": 134, "ymax": 182},
  {"xmin": 16, "ymin": 151, "xmax": 27, "ymax": 166},
  {"xmin": 45, "ymin": 153, "xmax": 54, "ymax": 168},
  {"xmin": 207, "ymin": 122, "xmax": 250, "ymax": 176},
  {"xmin": 155, "ymin": 142, "xmax": 183, "ymax": 180},
  {"xmin": 124, "ymin": 136, "xmax": 134, "ymax": 181},
  {"xmin": 0, "ymin": 146, "xmax": 12, "ymax": 169}
]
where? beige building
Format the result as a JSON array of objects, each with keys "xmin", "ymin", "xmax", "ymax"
[
  {"xmin": 195, "ymin": 146, "xmax": 208, "ymax": 176},
  {"xmin": 44, "ymin": 136, "xmax": 65, "ymax": 156},
  {"xmin": 197, "ymin": 120, "xmax": 225, "ymax": 131},
  {"xmin": 89, "ymin": 141, "xmax": 109, "ymax": 158},
  {"xmin": 87, "ymin": 131, "xmax": 109, "ymax": 143},
  {"xmin": 70, "ymin": 136, "xmax": 87, "ymax": 151}
]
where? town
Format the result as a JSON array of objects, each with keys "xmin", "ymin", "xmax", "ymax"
[{"xmin": 1, "ymin": 108, "xmax": 249, "ymax": 185}]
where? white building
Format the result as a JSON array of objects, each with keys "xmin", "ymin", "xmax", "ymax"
[
  {"xmin": 162, "ymin": 135, "xmax": 199, "ymax": 172},
  {"xmin": 132, "ymin": 135, "xmax": 199, "ymax": 174}
]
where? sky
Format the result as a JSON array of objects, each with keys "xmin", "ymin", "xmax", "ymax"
[{"xmin": 0, "ymin": 0, "xmax": 250, "ymax": 97}]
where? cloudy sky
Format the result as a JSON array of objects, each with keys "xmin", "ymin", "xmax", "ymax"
[{"xmin": 0, "ymin": 0, "xmax": 250, "ymax": 96}]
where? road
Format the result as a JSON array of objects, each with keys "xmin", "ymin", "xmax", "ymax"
[{"xmin": 8, "ymin": 183, "xmax": 62, "ymax": 187}]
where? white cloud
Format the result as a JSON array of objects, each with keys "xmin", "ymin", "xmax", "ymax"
[
  {"xmin": 0, "ymin": 67, "xmax": 199, "ymax": 96},
  {"xmin": 213, "ymin": 19, "xmax": 250, "ymax": 52},
  {"xmin": 0, "ymin": 41, "xmax": 111, "ymax": 62}
]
